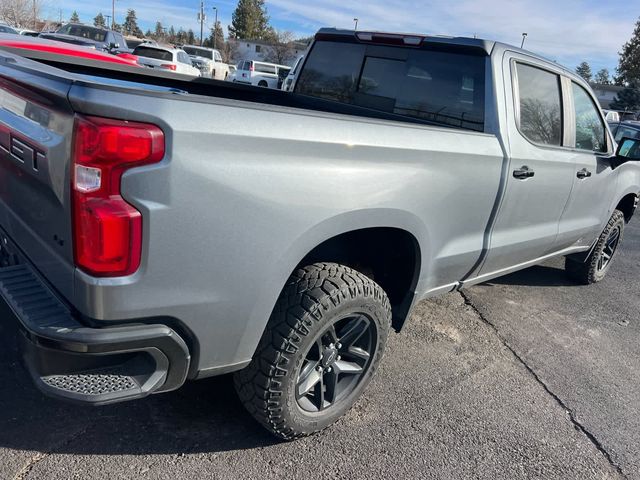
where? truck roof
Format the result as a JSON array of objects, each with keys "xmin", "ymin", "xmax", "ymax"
[
  {"xmin": 315, "ymin": 28, "xmax": 495, "ymax": 54},
  {"xmin": 315, "ymin": 28, "xmax": 577, "ymax": 80}
]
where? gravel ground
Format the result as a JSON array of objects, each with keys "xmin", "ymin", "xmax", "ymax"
[{"xmin": 0, "ymin": 218, "xmax": 638, "ymax": 480}]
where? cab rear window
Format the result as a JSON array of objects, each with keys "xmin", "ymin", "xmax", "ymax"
[
  {"xmin": 133, "ymin": 47, "xmax": 173, "ymax": 62},
  {"xmin": 295, "ymin": 41, "xmax": 486, "ymax": 132}
]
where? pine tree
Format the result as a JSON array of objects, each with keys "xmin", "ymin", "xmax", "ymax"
[
  {"xmin": 575, "ymin": 62, "xmax": 592, "ymax": 82},
  {"xmin": 212, "ymin": 21, "xmax": 224, "ymax": 49},
  {"xmin": 168, "ymin": 26, "xmax": 176, "ymax": 43},
  {"xmin": 610, "ymin": 82, "xmax": 640, "ymax": 111},
  {"xmin": 176, "ymin": 28, "xmax": 187, "ymax": 45},
  {"xmin": 122, "ymin": 9, "xmax": 143, "ymax": 37},
  {"xmin": 145, "ymin": 29, "xmax": 152, "ymax": 38},
  {"xmin": 228, "ymin": 0, "xmax": 272, "ymax": 40},
  {"xmin": 154, "ymin": 21, "xmax": 164, "ymax": 39},
  {"xmin": 616, "ymin": 16, "xmax": 640, "ymax": 85},
  {"xmin": 594, "ymin": 68, "xmax": 610, "ymax": 85},
  {"xmin": 70, "ymin": 11, "xmax": 80, "ymax": 23},
  {"xmin": 93, "ymin": 13, "xmax": 106, "ymax": 28},
  {"xmin": 187, "ymin": 29, "xmax": 196, "ymax": 45}
]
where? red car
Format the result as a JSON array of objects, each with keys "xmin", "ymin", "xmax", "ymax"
[{"xmin": 0, "ymin": 33, "xmax": 140, "ymax": 67}]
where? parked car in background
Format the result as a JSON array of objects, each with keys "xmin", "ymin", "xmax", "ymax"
[
  {"xmin": 609, "ymin": 121, "xmax": 640, "ymax": 143},
  {"xmin": 0, "ymin": 33, "xmax": 140, "ymax": 67},
  {"xmin": 234, "ymin": 59, "xmax": 291, "ymax": 88},
  {"xmin": 125, "ymin": 37, "xmax": 157, "ymax": 50},
  {"xmin": 133, "ymin": 44, "xmax": 201, "ymax": 76},
  {"xmin": 17, "ymin": 28, "xmax": 39, "ymax": 36},
  {"xmin": 281, "ymin": 55, "xmax": 304, "ymax": 91},
  {"xmin": 226, "ymin": 64, "xmax": 237, "ymax": 81},
  {"xmin": 181, "ymin": 45, "xmax": 229, "ymax": 80},
  {"xmin": 603, "ymin": 109, "xmax": 620, "ymax": 123},
  {"xmin": 0, "ymin": 25, "xmax": 18, "ymax": 35},
  {"xmin": 40, "ymin": 24, "xmax": 129, "ymax": 53}
]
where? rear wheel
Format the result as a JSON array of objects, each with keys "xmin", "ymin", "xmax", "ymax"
[
  {"xmin": 258, "ymin": 80, "xmax": 268, "ymax": 87},
  {"xmin": 234, "ymin": 262, "xmax": 391, "ymax": 440},
  {"xmin": 565, "ymin": 209, "xmax": 625, "ymax": 284}
]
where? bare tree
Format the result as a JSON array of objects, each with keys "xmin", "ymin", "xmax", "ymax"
[
  {"xmin": 0, "ymin": 0, "xmax": 42, "ymax": 28},
  {"xmin": 264, "ymin": 30, "xmax": 296, "ymax": 65},
  {"xmin": 221, "ymin": 39, "xmax": 240, "ymax": 64}
]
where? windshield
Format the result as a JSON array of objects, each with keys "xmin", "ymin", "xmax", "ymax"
[
  {"xmin": 182, "ymin": 46, "xmax": 213, "ymax": 59},
  {"xmin": 133, "ymin": 46, "xmax": 173, "ymax": 61},
  {"xmin": 57, "ymin": 24, "xmax": 107, "ymax": 42}
]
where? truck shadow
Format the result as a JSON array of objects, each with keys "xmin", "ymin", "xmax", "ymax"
[
  {"xmin": 0, "ymin": 305, "xmax": 279, "ymax": 456},
  {"xmin": 484, "ymin": 264, "xmax": 579, "ymax": 288}
]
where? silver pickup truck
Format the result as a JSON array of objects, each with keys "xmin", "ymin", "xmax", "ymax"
[{"xmin": 0, "ymin": 29, "xmax": 639, "ymax": 440}]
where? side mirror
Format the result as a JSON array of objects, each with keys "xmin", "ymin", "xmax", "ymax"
[
  {"xmin": 109, "ymin": 42, "xmax": 119, "ymax": 51},
  {"xmin": 616, "ymin": 137, "xmax": 640, "ymax": 161}
]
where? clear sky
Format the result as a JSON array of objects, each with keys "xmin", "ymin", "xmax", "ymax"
[{"xmin": 50, "ymin": 0, "xmax": 638, "ymax": 74}]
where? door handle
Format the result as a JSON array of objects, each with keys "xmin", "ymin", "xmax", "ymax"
[
  {"xmin": 577, "ymin": 168, "xmax": 592, "ymax": 179},
  {"xmin": 513, "ymin": 166, "xmax": 535, "ymax": 179}
]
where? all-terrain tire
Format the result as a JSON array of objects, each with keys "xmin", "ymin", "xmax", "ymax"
[
  {"xmin": 233, "ymin": 262, "xmax": 391, "ymax": 440},
  {"xmin": 565, "ymin": 209, "xmax": 625, "ymax": 284}
]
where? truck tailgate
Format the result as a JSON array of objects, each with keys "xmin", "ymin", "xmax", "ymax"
[{"xmin": 0, "ymin": 55, "xmax": 76, "ymax": 301}]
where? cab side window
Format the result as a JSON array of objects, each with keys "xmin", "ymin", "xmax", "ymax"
[
  {"xmin": 572, "ymin": 83, "xmax": 607, "ymax": 152},
  {"xmin": 516, "ymin": 63, "xmax": 563, "ymax": 146}
]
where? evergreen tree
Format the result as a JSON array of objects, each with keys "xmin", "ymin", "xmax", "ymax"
[
  {"xmin": 154, "ymin": 21, "xmax": 164, "ymax": 37},
  {"xmin": 610, "ymin": 82, "xmax": 640, "ymax": 111},
  {"xmin": 168, "ymin": 25, "xmax": 176, "ymax": 43},
  {"xmin": 228, "ymin": 0, "xmax": 272, "ymax": 40},
  {"xmin": 212, "ymin": 21, "xmax": 224, "ymax": 49},
  {"xmin": 616, "ymin": 16, "xmax": 640, "ymax": 85},
  {"xmin": 176, "ymin": 28, "xmax": 187, "ymax": 45},
  {"xmin": 122, "ymin": 9, "xmax": 143, "ymax": 37},
  {"xmin": 594, "ymin": 68, "xmax": 610, "ymax": 85},
  {"xmin": 93, "ymin": 13, "xmax": 106, "ymax": 28},
  {"xmin": 145, "ymin": 29, "xmax": 152, "ymax": 38},
  {"xmin": 575, "ymin": 62, "xmax": 592, "ymax": 82},
  {"xmin": 70, "ymin": 11, "xmax": 80, "ymax": 23},
  {"xmin": 187, "ymin": 29, "xmax": 196, "ymax": 45}
]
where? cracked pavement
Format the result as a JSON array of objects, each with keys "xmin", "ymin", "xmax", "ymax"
[{"xmin": 1, "ymin": 218, "xmax": 638, "ymax": 479}]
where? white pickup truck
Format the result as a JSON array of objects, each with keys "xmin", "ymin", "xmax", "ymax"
[{"xmin": 182, "ymin": 45, "xmax": 230, "ymax": 80}]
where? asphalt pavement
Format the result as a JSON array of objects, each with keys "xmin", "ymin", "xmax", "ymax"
[{"xmin": 1, "ymin": 218, "xmax": 638, "ymax": 480}]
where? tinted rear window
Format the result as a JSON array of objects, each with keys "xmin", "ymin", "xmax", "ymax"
[
  {"xmin": 57, "ymin": 24, "xmax": 107, "ymax": 42},
  {"xmin": 254, "ymin": 63, "xmax": 276, "ymax": 74},
  {"xmin": 183, "ymin": 46, "xmax": 213, "ymax": 59},
  {"xmin": 133, "ymin": 46, "xmax": 173, "ymax": 61},
  {"xmin": 296, "ymin": 41, "xmax": 486, "ymax": 132}
]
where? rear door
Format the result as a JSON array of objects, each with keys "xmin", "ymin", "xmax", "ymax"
[
  {"xmin": 478, "ymin": 55, "xmax": 576, "ymax": 276},
  {"xmin": 554, "ymin": 81, "xmax": 617, "ymax": 249}
]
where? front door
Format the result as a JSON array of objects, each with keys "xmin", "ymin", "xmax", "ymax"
[{"xmin": 554, "ymin": 80, "xmax": 617, "ymax": 250}]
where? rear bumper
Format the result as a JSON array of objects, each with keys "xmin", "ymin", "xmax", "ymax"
[{"xmin": 0, "ymin": 233, "xmax": 190, "ymax": 405}]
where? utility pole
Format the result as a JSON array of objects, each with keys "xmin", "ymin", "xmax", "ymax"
[
  {"xmin": 198, "ymin": 1, "xmax": 205, "ymax": 46},
  {"xmin": 105, "ymin": 15, "xmax": 112, "ymax": 28},
  {"xmin": 32, "ymin": 0, "xmax": 37, "ymax": 30},
  {"xmin": 112, "ymin": 0, "xmax": 116, "ymax": 29},
  {"xmin": 353, "ymin": 18, "xmax": 358, "ymax": 30},
  {"xmin": 520, "ymin": 32, "xmax": 527, "ymax": 48},
  {"xmin": 213, "ymin": 6, "xmax": 218, "ymax": 50}
]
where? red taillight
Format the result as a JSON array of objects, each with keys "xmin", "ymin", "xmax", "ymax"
[
  {"xmin": 160, "ymin": 63, "xmax": 177, "ymax": 70},
  {"xmin": 249, "ymin": 63, "xmax": 254, "ymax": 71},
  {"xmin": 72, "ymin": 115, "xmax": 164, "ymax": 277}
]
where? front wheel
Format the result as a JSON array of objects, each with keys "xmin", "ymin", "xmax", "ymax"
[
  {"xmin": 565, "ymin": 209, "xmax": 625, "ymax": 284},
  {"xmin": 234, "ymin": 263, "xmax": 391, "ymax": 440}
]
